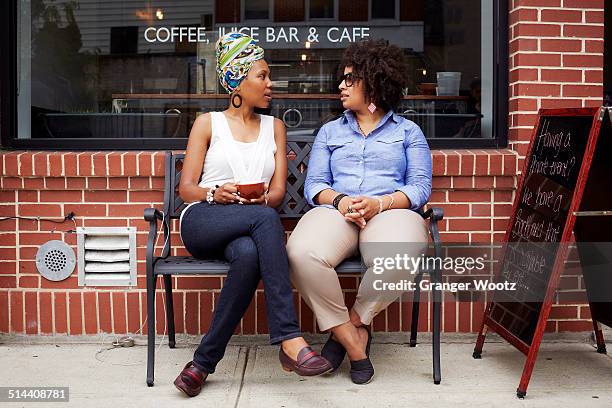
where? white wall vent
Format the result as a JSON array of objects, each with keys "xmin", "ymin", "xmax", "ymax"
[{"xmin": 77, "ymin": 227, "xmax": 137, "ymax": 287}]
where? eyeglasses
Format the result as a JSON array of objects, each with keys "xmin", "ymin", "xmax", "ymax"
[{"xmin": 339, "ymin": 72, "xmax": 360, "ymax": 87}]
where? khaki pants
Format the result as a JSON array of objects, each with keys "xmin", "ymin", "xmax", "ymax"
[{"xmin": 287, "ymin": 207, "xmax": 429, "ymax": 331}]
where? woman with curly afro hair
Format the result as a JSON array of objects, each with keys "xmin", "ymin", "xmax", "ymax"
[{"xmin": 287, "ymin": 39, "xmax": 432, "ymax": 385}]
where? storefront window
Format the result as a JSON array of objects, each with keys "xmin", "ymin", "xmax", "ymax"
[{"xmin": 14, "ymin": 0, "xmax": 503, "ymax": 147}]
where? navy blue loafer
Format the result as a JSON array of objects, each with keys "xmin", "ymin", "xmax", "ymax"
[{"xmin": 321, "ymin": 333, "xmax": 346, "ymax": 372}]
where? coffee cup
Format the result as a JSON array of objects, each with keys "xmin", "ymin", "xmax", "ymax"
[{"xmin": 236, "ymin": 182, "xmax": 265, "ymax": 199}]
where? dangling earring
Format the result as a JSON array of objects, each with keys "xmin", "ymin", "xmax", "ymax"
[
  {"xmin": 231, "ymin": 93, "xmax": 242, "ymax": 108},
  {"xmin": 367, "ymin": 102, "xmax": 377, "ymax": 114}
]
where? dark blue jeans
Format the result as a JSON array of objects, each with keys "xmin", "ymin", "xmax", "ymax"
[{"xmin": 180, "ymin": 202, "xmax": 301, "ymax": 374}]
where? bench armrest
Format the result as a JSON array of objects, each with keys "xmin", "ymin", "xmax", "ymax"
[{"xmin": 144, "ymin": 208, "xmax": 171, "ymax": 274}]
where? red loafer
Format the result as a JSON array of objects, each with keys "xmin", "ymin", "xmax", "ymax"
[
  {"xmin": 279, "ymin": 346, "xmax": 333, "ymax": 376},
  {"xmin": 174, "ymin": 361, "xmax": 208, "ymax": 397}
]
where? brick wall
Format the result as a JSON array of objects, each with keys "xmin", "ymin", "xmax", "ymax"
[
  {"xmin": 508, "ymin": 0, "xmax": 604, "ymax": 331},
  {"xmin": 0, "ymin": 0, "xmax": 605, "ymax": 337}
]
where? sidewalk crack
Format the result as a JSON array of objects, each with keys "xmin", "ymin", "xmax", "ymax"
[{"xmin": 233, "ymin": 346, "xmax": 251, "ymax": 408}]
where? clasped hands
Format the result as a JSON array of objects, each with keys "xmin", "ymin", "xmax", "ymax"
[{"xmin": 337, "ymin": 196, "xmax": 381, "ymax": 229}]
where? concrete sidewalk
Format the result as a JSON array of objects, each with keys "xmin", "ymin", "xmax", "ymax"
[{"xmin": 1, "ymin": 332, "xmax": 611, "ymax": 407}]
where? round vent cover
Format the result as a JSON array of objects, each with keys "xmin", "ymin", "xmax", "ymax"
[{"xmin": 36, "ymin": 240, "xmax": 75, "ymax": 281}]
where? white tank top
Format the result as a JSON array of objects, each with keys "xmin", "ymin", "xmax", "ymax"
[{"xmin": 179, "ymin": 112, "xmax": 277, "ymax": 232}]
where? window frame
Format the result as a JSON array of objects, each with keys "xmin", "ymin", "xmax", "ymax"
[{"xmin": 1, "ymin": 0, "xmax": 508, "ymax": 150}]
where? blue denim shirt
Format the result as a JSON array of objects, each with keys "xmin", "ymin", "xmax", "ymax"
[{"xmin": 304, "ymin": 109, "xmax": 432, "ymax": 211}]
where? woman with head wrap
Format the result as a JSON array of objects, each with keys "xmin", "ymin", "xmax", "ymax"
[{"xmin": 174, "ymin": 32, "xmax": 332, "ymax": 397}]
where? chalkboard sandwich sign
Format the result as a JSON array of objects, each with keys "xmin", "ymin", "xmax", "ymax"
[{"xmin": 472, "ymin": 107, "xmax": 612, "ymax": 399}]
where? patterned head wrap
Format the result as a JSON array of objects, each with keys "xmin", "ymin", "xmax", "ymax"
[{"xmin": 216, "ymin": 32, "xmax": 264, "ymax": 94}]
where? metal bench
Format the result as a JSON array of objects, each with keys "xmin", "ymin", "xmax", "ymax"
[{"xmin": 144, "ymin": 134, "xmax": 445, "ymax": 387}]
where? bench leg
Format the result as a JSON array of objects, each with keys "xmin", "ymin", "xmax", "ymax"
[
  {"xmin": 410, "ymin": 273, "xmax": 423, "ymax": 347},
  {"xmin": 432, "ymin": 268, "xmax": 442, "ymax": 385},
  {"xmin": 146, "ymin": 275, "xmax": 157, "ymax": 387},
  {"xmin": 163, "ymin": 274, "xmax": 176, "ymax": 349}
]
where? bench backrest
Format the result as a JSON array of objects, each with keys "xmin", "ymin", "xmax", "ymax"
[{"xmin": 163, "ymin": 133, "xmax": 317, "ymax": 220}]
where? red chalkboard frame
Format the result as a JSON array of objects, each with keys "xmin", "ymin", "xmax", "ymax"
[{"xmin": 472, "ymin": 107, "xmax": 607, "ymax": 399}]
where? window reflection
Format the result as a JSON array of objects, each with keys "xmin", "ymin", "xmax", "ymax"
[{"xmin": 19, "ymin": 0, "xmax": 491, "ymax": 141}]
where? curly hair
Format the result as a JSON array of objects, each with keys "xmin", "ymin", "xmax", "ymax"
[{"xmin": 339, "ymin": 39, "xmax": 410, "ymax": 112}]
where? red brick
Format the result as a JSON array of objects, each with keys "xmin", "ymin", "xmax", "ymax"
[
  {"xmin": 472, "ymin": 204, "xmax": 491, "ymax": 217},
  {"xmin": 175, "ymin": 276, "xmax": 222, "ymax": 290},
  {"xmin": 514, "ymin": 23, "xmax": 561, "ymax": 38},
  {"xmin": 0, "ymin": 232, "xmax": 16, "ymax": 247},
  {"xmin": 3, "ymin": 153, "xmax": 20, "ymax": 176},
  {"xmin": 514, "ymin": 53, "xmax": 561, "ymax": 68},
  {"xmin": 88, "ymin": 177, "xmax": 108, "ymax": 190},
  {"xmin": 509, "ymin": 97, "xmax": 538, "ymax": 111},
  {"xmin": 83, "ymin": 292, "xmax": 98, "ymax": 334},
  {"xmin": 550, "ymin": 305, "xmax": 578, "ymax": 319},
  {"xmin": 98, "ymin": 292, "xmax": 112, "ymax": 333},
  {"xmin": 510, "ymin": 8, "xmax": 538, "ymax": 24},
  {"xmin": 33, "ymin": 153, "xmax": 48, "ymax": 176},
  {"xmin": 563, "ymin": 0, "xmax": 602, "ymax": 8},
  {"xmin": 18, "ymin": 275, "xmax": 39, "ymax": 288},
  {"xmin": 138, "ymin": 153, "xmax": 153, "ymax": 176},
  {"xmin": 127, "ymin": 292, "xmax": 141, "ymax": 334},
  {"xmin": 24, "ymin": 179, "xmax": 45, "ymax": 190},
  {"xmin": 54, "ymin": 292, "xmax": 68, "ymax": 334},
  {"xmin": 129, "ymin": 191, "xmax": 164, "ymax": 203},
  {"xmin": 563, "ymin": 85, "xmax": 602, "ymax": 97},
  {"xmin": 40, "ymin": 190, "xmax": 83, "ymax": 203},
  {"xmin": 256, "ymin": 291, "xmax": 268, "ymax": 334},
  {"xmin": 0, "ymin": 291, "xmax": 8, "ymax": 332},
  {"xmin": 448, "ymin": 218, "xmax": 491, "ymax": 232},
  {"xmin": 10, "ymin": 291, "xmax": 24, "ymax": 333},
  {"xmin": 585, "ymin": 70, "xmax": 603, "ymax": 83},
  {"xmin": 62, "ymin": 154, "xmax": 77, "ymax": 176},
  {"xmin": 515, "ymin": 83, "xmax": 561, "ymax": 97},
  {"xmin": 585, "ymin": 10, "xmax": 603, "ymax": 24},
  {"xmin": 474, "ymin": 176, "xmax": 495, "ymax": 189},
  {"xmin": 109, "ymin": 178, "xmax": 129, "ymax": 190},
  {"xmin": 19, "ymin": 153, "xmax": 34, "ymax": 176},
  {"xmin": 541, "ymin": 69, "xmax": 582, "ymax": 83},
  {"xmin": 48, "ymin": 153, "xmax": 63, "ymax": 177},
  {"xmin": 24, "ymin": 291, "xmax": 38, "ymax": 334},
  {"xmin": 123, "ymin": 153, "xmax": 138, "ymax": 176},
  {"xmin": 563, "ymin": 54, "xmax": 602, "ymax": 68},
  {"xmin": 129, "ymin": 177, "xmax": 151, "ymax": 190},
  {"xmin": 509, "ymin": 68, "xmax": 538, "ymax": 83},
  {"xmin": 93, "ymin": 153, "xmax": 107, "ymax": 177},
  {"xmin": 69, "ymin": 292, "xmax": 83, "ymax": 335},
  {"xmin": 540, "ymin": 98, "xmax": 583, "ymax": 109},
  {"xmin": 557, "ymin": 320, "xmax": 594, "ymax": 332},
  {"xmin": 65, "ymin": 204, "xmax": 107, "ymax": 217},
  {"xmin": 152, "ymin": 153, "xmax": 165, "ymax": 176},
  {"xmin": 112, "ymin": 292, "xmax": 127, "ymax": 334},
  {"xmin": 199, "ymin": 292, "xmax": 213, "ymax": 334},
  {"xmin": 66, "ymin": 177, "xmax": 86, "ymax": 189},
  {"xmin": 540, "ymin": 9, "xmax": 582, "ymax": 23},
  {"xmin": 448, "ymin": 191, "xmax": 491, "ymax": 203},
  {"xmin": 516, "ymin": 0, "xmax": 559, "ymax": 5},
  {"xmin": 44, "ymin": 177, "xmax": 65, "ymax": 190},
  {"xmin": 453, "ymin": 177, "xmax": 473, "ymax": 189},
  {"xmin": 108, "ymin": 204, "xmax": 151, "ymax": 217},
  {"xmin": 39, "ymin": 292, "xmax": 53, "ymax": 334},
  {"xmin": 441, "ymin": 204, "xmax": 470, "ymax": 217},
  {"xmin": 173, "ymin": 291, "xmax": 185, "ymax": 334},
  {"xmin": 563, "ymin": 24, "xmax": 603, "ymax": 39},
  {"xmin": 185, "ymin": 292, "xmax": 199, "ymax": 335},
  {"xmin": 432, "ymin": 153, "xmax": 445, "ymax": 175},
  {"xmin": 540, "ymin": 39, "xmax": 582, "ymax": 53},
  {"xmin": 77, "ymin": 153, "xmax": 94, "ymax": 177},
  {"xmin": 84, "ymin": 190, "xmax": 128, "ymax": 203},
  {"xmin": 108, "ymin": 153, "xmax": 123, "ymax": 176},
  {"xmin": 2, "ymin": 177, "xmax": 22, "ymax": 189},
  {"xmin": 446, "ymin": 152, "xmax": 460, "ymax": 175}
]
